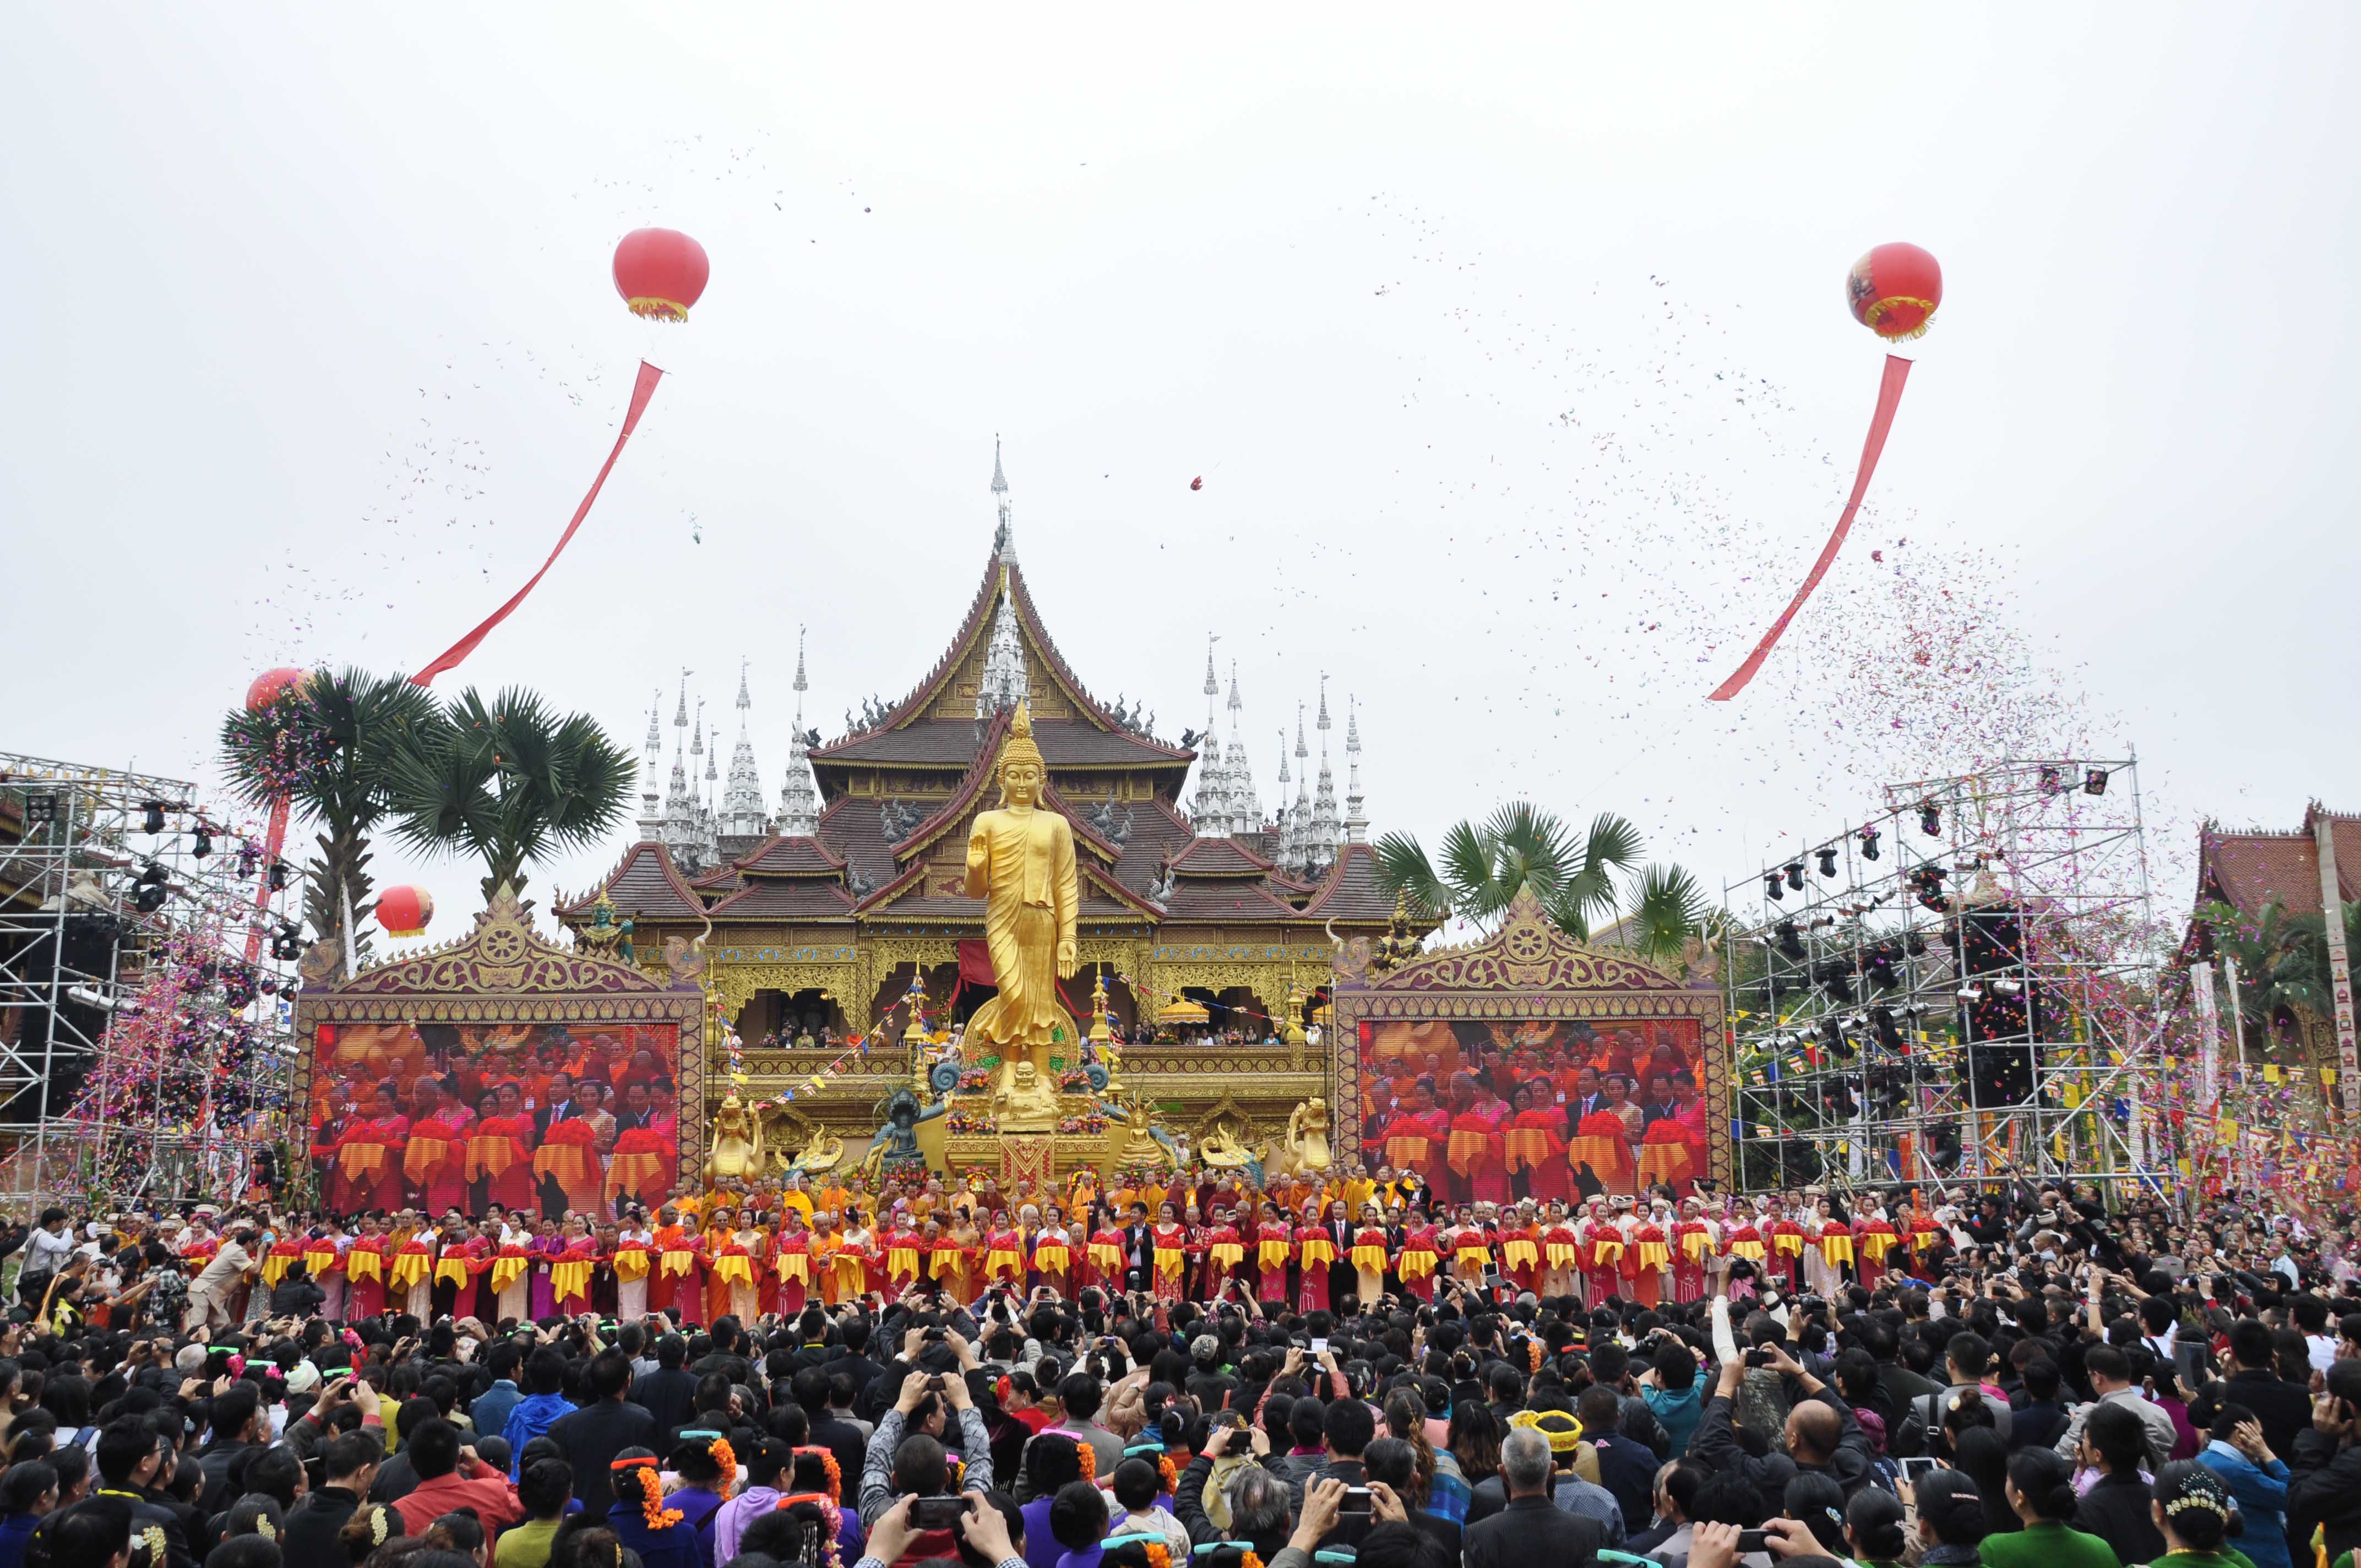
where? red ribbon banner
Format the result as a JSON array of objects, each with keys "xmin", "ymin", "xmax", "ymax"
[
  {"xmin": 1709, "ymin": 353, "xmax": 1912, "ymax": 701},
  {"xmin": 411, "ymin": 360, "xmax": 665, "ymax": 687}
]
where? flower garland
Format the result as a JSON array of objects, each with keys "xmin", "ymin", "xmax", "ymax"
[
  {"xmin": 1074, "ymin": 1439, "xmax": 1097, "ymax": 1483},
  {"xmin": 792, "ymin": 1445, "xmax": 844, "ymax": 1503},
  {"xmin": 707, "ymin": 1436, "xmax": 737, "ymax": 1501},
  {"xmin": 1157, "ymin": 1454, "xmax": 1179, "ymax": 1495},
  {"xmin": 613, "ymin": 1458, "xmax": 684, "ymax": 1531}
]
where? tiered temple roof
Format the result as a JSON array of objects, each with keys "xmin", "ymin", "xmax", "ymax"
[{"xmin": 564, "ymin": 455, "xmax": 1381, "ymax": 938}]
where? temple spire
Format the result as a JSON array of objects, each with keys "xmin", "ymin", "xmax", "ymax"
[
  {"xmin": 991, "ymin": 435, "xmax": 1015, "ymax": 561},
  {"xmin": 721, "ymin": 658, "xmax": 768, "ymax": 842},
  {"xmin": 1343, "ymin": 695, "xmax": 1368, "ymax": 843},
  {"xmin": 637, "ymin": 688, "xmax": 665, "ymax": 842},
  {"xmin": 1224, "ymin": 662, "xmax": 1259, "ymax": 836},
  {"xmin": 662, "ymin": 671, "xmax": 698, "ymax": 865},
  {"xmin": 778, "ymin": 626, "xmax": 820, "ymax": 836},
  {"xmin": 1308, "ymin": 674, "xmax": 1340, "ymax": 872},
  {"xmin": 1275, "ymin": 725, "xmax": 1295, "ymax": 868},
  {"xmin": 1189, "ymin": 635, "xmax": 1230, "ymax": 836}
]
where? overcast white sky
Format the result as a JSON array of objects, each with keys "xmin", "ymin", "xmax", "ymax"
[{"xmin": 5, "ymin": 7, "xmax": 2355, "ymax": 937}]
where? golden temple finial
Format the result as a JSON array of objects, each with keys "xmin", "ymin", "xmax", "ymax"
[{"xmin": 1087, "ymin": 968, "xmax": 1112, "ymax": 1044}]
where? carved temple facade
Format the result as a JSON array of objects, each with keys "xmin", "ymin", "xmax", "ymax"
[{"xmin": 558, "ymin": 464, "xmax": 1403, "ymax": 1153}]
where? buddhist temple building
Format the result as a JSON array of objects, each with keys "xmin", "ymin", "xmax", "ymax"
[{"xmin": 559, "ymin": 446, "xmax": 1401, "ymax": 1153}]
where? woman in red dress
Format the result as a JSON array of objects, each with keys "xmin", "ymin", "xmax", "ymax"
[
  {"xmin": 1151, "ymin": 1202, "xmax": 1190, "ymax": 1302},
  {"xmin": 1396, "ymin": 1207, "xmax": 1440, "ymax": 1302},
  {"xmin": 1201, "ymin": 1206, "xmax": 1245, "ymax": 1302},
  {"xmin": 329, "ymin": 1085, "xmax": 410, "ymax": 1215},
  {"xmin": 1293, "ymin": 1202, "xmax": 1335, "ymax": 1313},
  {"xmin": 1506, "ymin": 1085, "xmax": 1571, "ymax": 1207},
  {"xmin": 344, "ymin": 1217, "xmax": 391, "ymax": 1319}
]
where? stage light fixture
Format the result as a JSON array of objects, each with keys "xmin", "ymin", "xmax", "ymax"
[
  {"xmin": 1784, "ymin": 862, "xmax": 1805, "ymax": 891},
  {"xmin": 142, "ymin": 801, "xmax": 166, "ymax": 835},
  {"xmin": 2083, "ymin": 767, "xmax": 2109, "ymax": 796},
  {"xmin": 191, "ymin": 824, "xmax": 213, "ymax": 858},
  {"xmin": 132, "ymin": 861, "xmax": 168, "ymax": 913},
  {"xmin": 1764, "ymin": 872, "xmax": 1783, "ymax": 902},
  {"xmin": 24, "ymin": 792, "xmax": 58, "ymax": 825},
  {"xmin": 1957, "ymin": 983, "xmax": 1984, "ymax": 1000},
  {"xmin": 2038, "ymin": 765, "xmax": 2064, "ymax": 794},
  {"xmin": 1993, "ymin": 978, "xmax": 2023, "ymax": 995},
  {"xmin": 268, "ymin": 859, "xmax": 290, "ymax": 891},
  {"xmin": 1776, "ymin": 919, "xmax": 1804, "ymax": 959},
  {"xmin": 270, "ymin": 921, "xmax": 306, "ymax": 961},
  {"xmin": 1903, "ymin": 932, "xmax": 1928, "ymax": 958},
  {"xmin": 1919, "ymin": 801, "xmax": 1941, "ymax": 837},
  {"xmin": 1815, "ymin": 846, "xmax": 1838, "ymax": 879},
  {"xmin": 238, "ymin": 845, "xmax": 259, "ymax": 878},
  {"xmin": 1858, "ymin": 825, "xmax": 1880, "ymax": 862},
  {"xmin": 1871, "ymin": 1005, "xmax": 1904, "ymax": 1053}
]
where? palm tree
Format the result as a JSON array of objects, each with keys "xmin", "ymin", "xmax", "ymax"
[
  {"xmin": 2261, "ymin": 900, "xmax": 2360, "ymax": 1064},
  {"xmin": 1374, "ymin": 802, "xmax": 1710, "ymax": 964},
  {"xmin": 2195, "ymin": 899, "xmax": 2318, "ymax": 1059},
  {"xmin": 219, "ymin": 667, "xmax": 438, "ymax": 971},
  {"xmin": 385, "ymin": 687, "xmax": 635, "ymax": 904}
]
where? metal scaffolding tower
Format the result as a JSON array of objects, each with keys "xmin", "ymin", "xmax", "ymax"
[
  {"xmin": 1, "ymin": 749, "xmax": 300, "ymax": 1202},
  {"xmin": 1721, "ymin": 757, "xmax": 2168, "ymax": 1195}
]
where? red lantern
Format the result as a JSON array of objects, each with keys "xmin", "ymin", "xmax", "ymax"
[
  {"xmin": 1846, "ymin": 242, "xmax": 1943, "ymax": 340},
  {"xmin": 375, "ymin": 885, "xmax": 433, "ymax": 938},
  {"xmin": 245, "ymin": 668, "xmax": 309, "ymax": 711},
  {"xmin": 612, "ymin": 228, "xmax": 710, "ymax": 322}
]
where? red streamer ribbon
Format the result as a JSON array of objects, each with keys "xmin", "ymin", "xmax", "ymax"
[
  {"xmin": 411, "ymin": 360, "xmax": 664, "ymax": 687},
  {"xmin": 1709, "ymin": 353, "xmax": 1912, "ymax": 700}
]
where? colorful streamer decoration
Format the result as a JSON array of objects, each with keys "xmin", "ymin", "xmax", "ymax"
[
  {"xmin": 1710, "ymin": 242, "xmax": 1941, "ymax": 701},
  {"xmin": 411, "ymin": 361, "xmax": 664, "ymax": 685}
]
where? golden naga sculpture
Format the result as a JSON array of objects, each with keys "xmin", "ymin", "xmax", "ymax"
[
  {"xmin": 1198, "ymin": 1121, "xmax": 1255, "ymax": 1168},
  {"xmin": 775, "ymin": 1126, "xmax": 845, "ymax": 1175},
  {"xmin": 1264, "ymin": 1097, "xmax": 1334, "ymax": 1178},
  {"xmin": 962, "ymin": 703, "xmax": 1079, "ymax": 1135},
  {"xmin": 705, "ymin": 1093, "xmax": 766, "ymax": 1184}
]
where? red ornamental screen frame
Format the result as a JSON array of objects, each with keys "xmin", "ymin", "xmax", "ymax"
[{"xmin": 305, "ymin": 1017, "xmax": 688, "ymax": 1218}]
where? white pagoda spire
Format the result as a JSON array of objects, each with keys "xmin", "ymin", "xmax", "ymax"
[
  {"xmin": 1189, "ymin": 636, "xmax": 1230, "ymax": 835},
  {"xmin": 1308, "ymin": 676, "xmax": 1340, "ymax": 872},
  {"xmin": 1275, "ymin": 726, "xmax": 1297, "ymax": 870},
  {"xmin": 661, "ymin": 672, "xmax": 698, "ymax": 865},
  {"xmin": 976, "ymin": 587, "xmax": 1028, "ymax": 717},
  {"xmin": 991, "ymin": 435, "xmax": 1015, "ymax": 561},
  {"xmin": 637, "ymin": 688, "xmax": 665, "ymax": 842},
  {"xmin": 1223, "ymin": 662, "xmax": 1260, "ymax": 836},
  {"xmin": 1285, "ymin": 704, "xmax": 1313, "ymax": 873},
  {"xmin": 777, "ymin": 627, "xmax": 821, "ymax": 836},
  {"xmin": 721, "ymin": 660, "xmax": 768, "ymax": 841},
  {"xmin": 693, "ymin": 698, "xmax": 721, "ymax": 868},
  {"xmin": 1343, "ymin": 695, "xmax": 1368, "ymax": 844}
]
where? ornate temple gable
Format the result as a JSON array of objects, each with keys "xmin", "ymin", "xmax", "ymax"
[
  {"xmin": 810, "ymin": 552, "xmax": 1196, "ymax": 792},
  {"xmin": 1036, "ymin": 776, "xmax": 1125, "ymax": 867},
  {"xmin": 872, "ymin": 706, "xmax": 1013, "ymax": 873},
  {"xmin": 557, "ymin": 840, "xmax": 710, "ymax": 924},
  {"xmin": 1367, "ymin": 885, "xmax": 1694, "ymax": 995},
  {"xmin": 330, "ymin": 884, "xmax": 681, "ymax": 999}
]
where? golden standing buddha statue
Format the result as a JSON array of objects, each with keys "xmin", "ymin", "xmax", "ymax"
[{"xmin": 963, "ymin": 703, "xmax": 1079, "ymax": 1134}]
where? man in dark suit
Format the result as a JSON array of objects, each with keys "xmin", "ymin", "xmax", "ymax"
[
  {"xmin": 2224, "ymin": 1317, "xmax": 2313, "ymax": 1458},
  {"xmin": 283, "ymin": 1431, "xmax": 381, "ymax": 1568},
  {"xmin": 531, "ymin": 1071, "xmax": 578, "ymax": 1140},
  {"xmin": 1326, "ymin": 1202, "xmax": 1357, "ymax": 1308},
  {"xmin": 1569, "ymin": 1065, "xmax": 1605, "ymax": 1120},
  {"xmin": 629, "ymin": 1332, "xmax": 699, "ymax": 1435},
  {"xmin": 1579, "ymin": 1385, "xmax": 1659, "ymax": 1536},
  {"xmin": 1121, "ymin": 1204, "xmax": 1154, "ymax": 1293},
  {"xmin": 1465, "ymin": 1425, "xmax": 1607, "ymax": 1568},
  {"xmin": 546, "ymin": 1350, "xmax": 657, "ymax": 1518},
  {"xmin": 91, "ymin": 1417, "xmax": 198, "ymax": 1568}
]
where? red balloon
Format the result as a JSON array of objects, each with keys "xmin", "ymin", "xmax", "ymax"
[
  {"xmin": 1846, "ymin": 242, "xmax": 1943, "ymax": 340},
  {"xmin": 374, "ymin": 885, "xmax": 434, "ymax": 938},
  {"xmin": 1189, "ymin": 475, "xmax": 1204, "ymax": 491},
  {"xmin": 612, "ymin": 228, "xmax": 710, "ymax": 322},
  {"xmin": 245, "ymin": 667, "xmax": 309, "ymax": 711}
]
